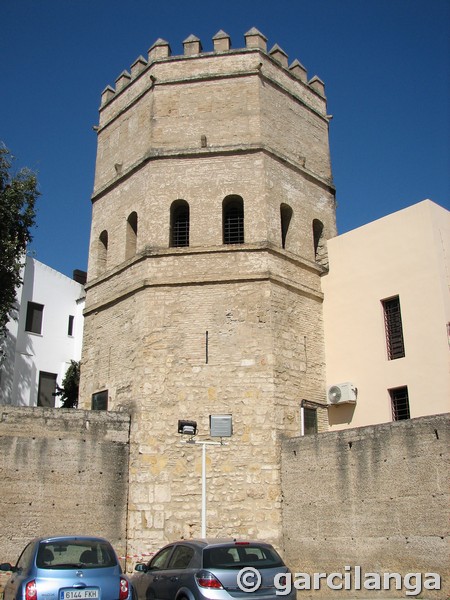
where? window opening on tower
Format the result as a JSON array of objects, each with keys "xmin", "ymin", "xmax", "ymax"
[
  {"xmin": 170, "ymin": 200, "xmax": 190, "ymax": 247},
  {"xmin": 223, "ymin": 195, "xmax": 244, "ymax": 244}
]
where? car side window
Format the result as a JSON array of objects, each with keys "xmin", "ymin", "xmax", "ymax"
[
  {"xmin": 149, "ymin": 546, "xmax": 173, "ymax": 570},
  {"xmin": 16, "ymin": 543, "xmax": 35, "ymax": 571},
  {"xmin": 167, "ymin": 545, "xmax": 194, "ymax": 569}
]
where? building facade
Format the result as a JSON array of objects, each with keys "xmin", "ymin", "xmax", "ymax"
[
  {"xmin": 322, "ymin": 200, "xmax": 450, "ymax": 429},
  {"xmin": 79, "ymin": 29, "xmax": 336, "ymax": 551},
  {"xmin": 0, "ymin": 257, "xmax": 85, "ymax": 406}
]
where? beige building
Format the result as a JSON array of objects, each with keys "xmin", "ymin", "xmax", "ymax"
[
  {"xmin": 322, "ymin": 199, "xmax": 450, "ymax": 430},
  {"xmin": 79, "ymin": 29, "xmax": 336, "ymax": 552}
]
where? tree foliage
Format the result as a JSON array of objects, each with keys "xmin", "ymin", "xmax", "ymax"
[
  {"xmin": 0, "ymin": 144, "xmax": 39, "ymax": 346},
  {"xmin": 55, "ymin": 360, "xmax": 80, "ymax": 408}
]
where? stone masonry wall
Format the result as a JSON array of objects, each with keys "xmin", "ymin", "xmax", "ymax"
[
  {"xmin": 79, "ymin": 27, "xmax": 335, "ymax": 563},
  {"xmin": 81, "ymin": 276, "xmax": 326, "ymax": 556},
  {"xmin": 0, "ymin": 407, "xmax": 130, "ymax": 565},
  {"xmin": 281, "ymin": 413, "xmax": 450, "ymax": 598}
]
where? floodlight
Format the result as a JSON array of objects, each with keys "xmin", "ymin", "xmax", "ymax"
[{"xmin": 178, "ymin": 419, "xmax": 197, "ymax": 436}]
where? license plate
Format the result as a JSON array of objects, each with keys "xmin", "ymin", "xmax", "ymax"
[{"xmin": 60, "ymin": 589, "xmax": 99, "ymax": 600}]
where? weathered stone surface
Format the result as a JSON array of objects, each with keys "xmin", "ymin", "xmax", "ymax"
[
  {"xmin": 80, "ymin": 32, "xmax": 335, "ymax": 554},
  {"xmin": 0, "ymin": 407, "xmax": 130, "ymax": 562},
  {"xmin": 281, "ymin": 414, "xmax": 450, "ymax": 598}
]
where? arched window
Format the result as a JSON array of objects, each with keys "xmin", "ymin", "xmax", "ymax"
[
  {"xmin": 98, "ymin": 230, "xmax": 108, "ymax": 274},
  {"xmin": 170, "ymin": 200, "xmax": 190, "ymax": 247},
  {"xmin": 312, "ymin": 219, "xmax": 325, "ymax": 264},
  {"xmin": 125, "ymin": 212, "xmax": 138, "ymax": 259},
  {"xmin": 223, "ymin": 195, "xmax": 244, "ymax": 244},
  {"xmin": 280, "ymin": 203, "xmax": 293, "ymax": 250}
]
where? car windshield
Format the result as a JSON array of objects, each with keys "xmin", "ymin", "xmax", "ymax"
[
  {"xmin": 203, "ymin": 544, "xmax": 284, "ymax": 570},
  {"xmin": 36, "ymin": 540, "xmax": 117, "ymax": 569}
]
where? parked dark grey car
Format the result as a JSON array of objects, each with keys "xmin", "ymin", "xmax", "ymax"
[
  {"xmin": 0, "ymin": 536, "xmax": 133, "ymax": 600},
  {"xmin": 131, "ymin": 539, "xmax": 295, "ymax": 600}
]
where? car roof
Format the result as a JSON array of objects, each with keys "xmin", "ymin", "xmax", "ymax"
[
  {"xmin": 167, "ymin": 539, "xmax": 274, "ymax": 549},
  {"xmin": 30, "ymin": 535, "xmax": 112, "ymax": 544}
]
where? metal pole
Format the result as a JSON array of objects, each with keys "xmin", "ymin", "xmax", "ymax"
[
  {"xmin": 181, "ymin": 439, "xmax": 222, "ymax": 539},
  {"xmin": 201, "ymin": 442, "xmax": 206, "ymax": 537}
]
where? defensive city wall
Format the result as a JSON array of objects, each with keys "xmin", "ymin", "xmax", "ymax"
[{"xmin": 0, "ymin": 407, "xmax": 448, "ymax": 598}]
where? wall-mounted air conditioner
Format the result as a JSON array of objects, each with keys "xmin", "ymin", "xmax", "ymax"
[{"xmin": 327, "ymin": 382, "xmax": 357, "ymax": 405}]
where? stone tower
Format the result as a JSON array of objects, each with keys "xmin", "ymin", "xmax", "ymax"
[{"xmin": 80, "ymin": 29, "xmax": 336, "ymax": 555}]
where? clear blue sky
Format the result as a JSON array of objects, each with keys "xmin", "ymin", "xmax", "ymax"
[{"xmin": 1, "ymin": 0, "xmax": 449, "ymax": 278}]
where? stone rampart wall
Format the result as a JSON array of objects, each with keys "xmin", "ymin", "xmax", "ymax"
[
  {"xmin": 1, "ymin": 408, "xmax": 447, "ymax": 599},
  {"xmin": 0, "ymin": 407, "xmax": 130, "ymax": 567},
  {"xmin": 281, "ymin": 413, "xmax": 449, "ymax": 598}
]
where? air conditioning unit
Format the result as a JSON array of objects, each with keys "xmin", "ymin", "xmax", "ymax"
[{"xmin": 327, "ymin": 382, "xmax": 357, "ymax": 405}]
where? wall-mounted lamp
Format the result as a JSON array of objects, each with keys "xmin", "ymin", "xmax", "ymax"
[{"xmin": 178, "ymin": 419, "xmax": 197, "ymax": 437}]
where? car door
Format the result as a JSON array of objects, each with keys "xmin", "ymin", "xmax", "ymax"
[
  {"xmin": 153, "ymin": 545, "xmax": 195, "ymax": 600},
  {"xmin": 3, "ymin": 541, "xmax": 35, "ymax": 600},
  {"xmin": 136, "ymin": 546, "xmax": 174, "ymax": 600}
]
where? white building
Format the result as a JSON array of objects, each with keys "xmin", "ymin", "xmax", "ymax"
[
  {"xmin": 322, "ymin": 199, "xmax": 450, "ymax": 430},
  {"xmin": 0, "ymin": 257, "xmax": 85, "ymax": 406}
]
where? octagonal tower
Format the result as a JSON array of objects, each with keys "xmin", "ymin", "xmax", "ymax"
[{"xmin": 80, "ymin": 29, "xmax": 336, "ymax": 555}]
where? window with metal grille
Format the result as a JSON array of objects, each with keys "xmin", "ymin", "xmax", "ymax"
[
  {"xmin": 390, "ymin": 386, "xmax": 410, "ymax": 420},
  {"xmin": 382, "ymin": 296, "xmax": 405, "ymax": 359},
  {"xmin": 25, "ymin": 301, "xmax": 44, "ymax": 334},
  {"xmin": 223, "ymin": 195, "xmax": 244, "ymax": 244},
  {"xmin": 170, "ymin": 200, "xmax": 190, "ymax": 247}
]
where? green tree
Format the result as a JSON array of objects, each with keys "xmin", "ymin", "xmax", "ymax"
[
  {"xmin": 55, "ymin": 360, "xmax": 80, "ymax": 408},
  {"xmin": 0, "ymin": 145, "xmax": 39, "ymax": 351}
]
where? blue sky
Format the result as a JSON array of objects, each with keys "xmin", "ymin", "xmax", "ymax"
[{"xmin": 1, "ymin": 0, "xmax": 449, "ymax": 278}]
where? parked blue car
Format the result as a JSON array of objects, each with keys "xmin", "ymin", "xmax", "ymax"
[{"xmin": 0, "ymin": 536, "xmax": 133, "ymax": 600}]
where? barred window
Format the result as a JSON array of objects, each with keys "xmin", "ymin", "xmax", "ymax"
[
  {"xmin": 170, "ymin": 200, "xmax": 190, "ymax": 247},
  {"xmin": 390, "ymin": 386, "xmax": 410, "ymax": 421},
  {"xmin": 382, "ymin": 296, "xmax": 405, "ymax": 359},
  {"xmin": 223, "ymin": 195, "xmax": 244, "ymax": 244}
]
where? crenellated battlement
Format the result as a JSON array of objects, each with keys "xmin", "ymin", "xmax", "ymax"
[{"xmin": 99, "ymin": 28, "xmax": 326, "ymax": 109}]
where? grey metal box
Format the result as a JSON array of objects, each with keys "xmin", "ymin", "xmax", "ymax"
[{"xmin": 210, "ymin": 414, "xmax": 232, "ymax": 437}]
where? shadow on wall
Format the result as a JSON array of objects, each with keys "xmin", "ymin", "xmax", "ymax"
[
  {"xmin": 0, "ymin": 321, "xmax": 36, "ymax": 406},
  {"xmin": 0, "ymin": 322, "xmax": 17, "ymax": 403},
  {"xmin": 1, "ymin": 258, "xmax": 38, "ymax": 406},
  {"xmin": 327, "ymin": 403, "xmax": 356, "ymax": 426},
  {"xmin": 14, "ymin": 337, "xmax": 36, "ymax": 406}
]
